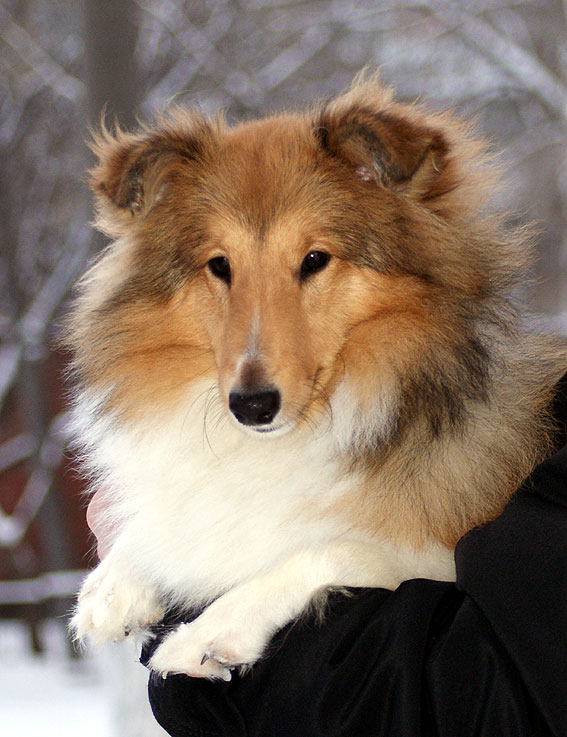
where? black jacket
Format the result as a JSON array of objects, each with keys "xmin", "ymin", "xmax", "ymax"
[{"xmin": 142, "ymin": 378, "xmax": 567, "ymax": 737}]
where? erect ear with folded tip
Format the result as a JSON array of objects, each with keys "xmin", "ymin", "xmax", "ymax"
[
  {"xmin": 316, "ymin": 103, "xmax": 449, "ymax": 200},
  {"xmin": 88, "ymin": 116, "xmax": 207, "ymax": 227},
  {"xmin": 89, "ymin": 135, "xmax": 162, "ymax": 214}
]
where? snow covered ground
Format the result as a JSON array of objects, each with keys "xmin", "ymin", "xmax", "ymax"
[{"xmin": 0, "ymin": 619, "xmax": 166, "ymax": 737}]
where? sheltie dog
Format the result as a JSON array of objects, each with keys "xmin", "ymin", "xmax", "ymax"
[{"xmin": 67, "ymin": 74, "xmax": 566, "ymax": 680}]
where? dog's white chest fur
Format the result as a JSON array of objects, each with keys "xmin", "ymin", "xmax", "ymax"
[
  {"xmin": 71, "ymin": 382, "xmax": 455, "ymax": 679},
  {"xmin": 74, "ymin": 383, "xmax": 361, "ymax": 601}
]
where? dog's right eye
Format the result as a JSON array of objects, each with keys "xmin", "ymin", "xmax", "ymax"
[
  {"xmin": 208, "ymin": 256, "xmax": 231, "ymax": 285},
  {"xmin": 300, "ymin": 250, "xmax": 331, "ymax": 280}
]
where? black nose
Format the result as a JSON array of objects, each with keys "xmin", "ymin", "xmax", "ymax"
[{"xmin": 229, "ymin": 389, "xmax": 281, "ymax": 426}]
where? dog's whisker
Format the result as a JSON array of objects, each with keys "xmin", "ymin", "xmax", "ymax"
[{"xmin": 201, "ymin": 388, "xmax": 225, "ymax": 457}]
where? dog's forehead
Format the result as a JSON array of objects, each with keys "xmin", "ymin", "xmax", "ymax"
[
  {"xmin": 197, "ymin": 117, "xmax": 343, "ymax": 245},
  {"xmin": 225, "ymin": 114, "xmax": 313, "ymax": 156},
  {"xmin": 203, "ymin": 198, "xmax": 324, "ymax": 269}
]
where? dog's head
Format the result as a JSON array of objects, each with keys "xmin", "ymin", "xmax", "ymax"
[{"xmin": 69, "ymin": 75, "xmax": 516, "ymax": 446}]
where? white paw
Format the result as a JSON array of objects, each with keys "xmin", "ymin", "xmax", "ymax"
[
  {"xmin": 71, "ymin": 560, "xmax": 164, "ymax": 646},
  {"xmin": 149, "ymin": 594, "xmax": 275, "ymax": 681}
]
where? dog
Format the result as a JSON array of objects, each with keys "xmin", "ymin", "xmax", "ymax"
[{"xmin": 67, "ymin": 74, "xmax": 567, "ymax": 681}]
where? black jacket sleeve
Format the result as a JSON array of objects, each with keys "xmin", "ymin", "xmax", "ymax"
[{"xmin": 143, "ymin": 380, "xmax": 567, "ymax": 737}]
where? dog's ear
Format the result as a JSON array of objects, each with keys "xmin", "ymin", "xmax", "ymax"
[
  {"xmin": 316, "ymin": 101, "xmax": 449, "ymax": 200},
  {"xmin": 88, "ymin": 113, "xmax": 210, "ymax": 234}
]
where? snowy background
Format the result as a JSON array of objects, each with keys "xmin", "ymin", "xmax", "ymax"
[
  {"xmin": 1, "ymin": 619, "xmax": 114, "ymax": 736},
  {"xmin": 0, "ymin": 618, "xmax": 166, "ymax": 736},
  {"xmin": 1, "ymin": 1, "xmax": 567, "ymax": 735}
]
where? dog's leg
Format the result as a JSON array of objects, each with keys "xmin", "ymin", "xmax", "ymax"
[
  {"xmin": 149, "ymin": 539, "xmax": 454, "ymax": 680},
  {"xmin": 71, "ymin": 549, "xmax": 164, "ymax": 646}
]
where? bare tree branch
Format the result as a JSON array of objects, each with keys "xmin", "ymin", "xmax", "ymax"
[
  {"xmin": 0, "ymin": 344, "xmax": 22, "ymax": 410},
  {"xmin": 427, "ymin": 1, "xmax": 567, "ymax": 118},
  {"xmin": 0, "ymin": 411, "xmax": 69, "ymax": 548},
  {"xmin": 0, "ymin": 569, "xmax": 85, "ymax": 605},
  {"xmin": 0, "ymin": 17, "xmax": 85, "ymax": 102},
  {"xmin": 19, "ymin": 220, "xmax": 92, "ymax": 347},
  {"xmin": 506, "ymin": 120, "xmax": 567, "ymax": 161},
  {"xmin": 0, "ymin": 433, "xmax": 37, "ymax": 475},
  {"xmin": 257, "ymin": 26, "xmax": 333, "ymax": 90}
]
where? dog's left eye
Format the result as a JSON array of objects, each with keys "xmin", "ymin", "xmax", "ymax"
[
  {"xmin": 208, "ymin": 256, "xmax": 231, "ymax": 285},
  {"xmin": 300, "ymin": 251, "xmax": 331, "ymax": 280}
]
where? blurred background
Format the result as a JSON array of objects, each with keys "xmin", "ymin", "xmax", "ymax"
[{"xmin": 1, "ymin": 1, "xmax": 566, "ymax": 735}]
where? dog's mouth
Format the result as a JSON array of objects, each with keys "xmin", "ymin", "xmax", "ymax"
[
  {"xmin": 230, "ymin": 417, "xmax": 292, "ymax": 439},
  {"xmin": 251, "ymin": 424, "xmax": 279, "ymax": 433},
  {"xmin": 250, "ymin": 423, "xmax": 289, "ymax": 436}
]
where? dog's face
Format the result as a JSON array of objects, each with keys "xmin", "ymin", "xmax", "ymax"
[
  {"xmin": 196, "ymin": 205, "xmax": 397, "ymax": 436},
  {"xmin": 183, "ymin": 121, "xmax": 401, "ymax": 436},
  {"xmin": 198, "ymin": 209, "xmax": 349, "ymax": 436},
  {"xmin": 70, "ymin": 80, "xmax": 500, "ymax": 442}
]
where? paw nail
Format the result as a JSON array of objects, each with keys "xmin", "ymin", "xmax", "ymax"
[{"xmin": 200, "ymin": 653, "xmax": 210, "ymax": 666}]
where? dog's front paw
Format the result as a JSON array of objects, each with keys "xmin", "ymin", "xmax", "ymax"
[
  {"xmin": 149, "ymin": 595, "xmax": 274, "ymax": 681},
  {"xmin": 71, "ymin": 559, "xmax": 164, "ymax": 646}
]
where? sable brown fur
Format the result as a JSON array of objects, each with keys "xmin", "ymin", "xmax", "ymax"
[{"xmin": 65, "ymin": 72, "xmax": 567, "ymax": 553}]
